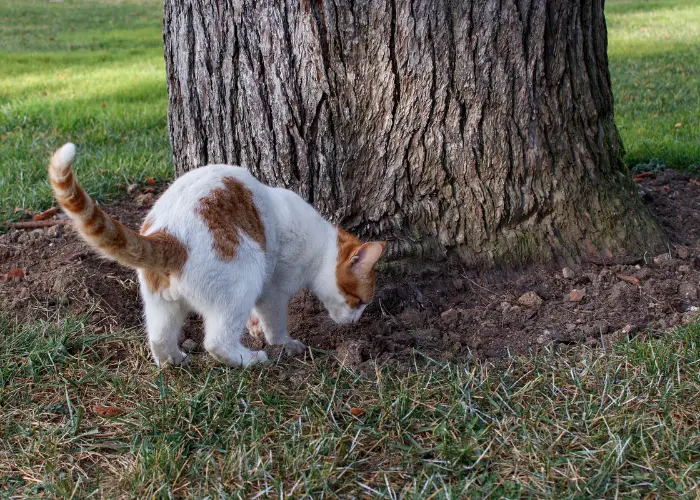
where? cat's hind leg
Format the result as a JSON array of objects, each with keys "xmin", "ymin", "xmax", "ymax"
[
  {"xmin": 203, "ymin": 308, "xmax": 268, "ymax": 367},
  {"xmin": 142, "ymin": 292, "xmax": 190, "ymax": 366},
  {"xmin": 250, "ymin": 291, "xmax": 306, "ymax": 356}
]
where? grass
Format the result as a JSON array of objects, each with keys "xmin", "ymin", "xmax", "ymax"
[
  {"xmin": 0, "ymin": 0, "xmax": 169, "ymax": 223},
  {"xmin": 1, "ymin": 0, "xmax": 699, "ymax": 497},
  {"xmin": 607, "ymin": 0, "xmax": 700, "ymax": 171},
  {"xmin": 1, "ymin": 315, "xmax": 698, "ymax": 497}
]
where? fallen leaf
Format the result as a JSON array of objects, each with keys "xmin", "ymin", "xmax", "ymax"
[
  {"xmin": 690, "ymin": 178, "xmax": 700, "ymax": 186},
  {"xmin": 617, "ymin": 274, "xmax": 641, "ymax": 286},
  {"xmin": 92, "ymin": 405, "xmax": 123, "ymax": 417},
  {"xmin": 33, "ymin": 207, "xmax": 57, "ymax": 221},
  {"xmin": 674, "ymin": 122, "xmax": 682, "ymax": 129},
  {"xmin": 146, "ymin": 177, "xmax": 156, "ymax": 185},
  {"xmin": 349, "ymin": 407, "xmax": 365, "ymax": 417},
  {"xmin": 632, "ymin": 171, "xmax": 655, "ymax": 183},
  {"xmin": 7, "ymin": 268, "xmax": 24, "ymax": 279}
]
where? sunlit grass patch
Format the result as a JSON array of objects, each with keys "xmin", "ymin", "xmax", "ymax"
[
  {"xmin": 0, "ymin": 0, "xmax": 169, "ymax": 222},
  {"xmin": 607, "ymin": 0, "xmax": 700, "ymax": 170}
]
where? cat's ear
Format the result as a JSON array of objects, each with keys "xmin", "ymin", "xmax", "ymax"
[{"xmin": 350, "ymin": 241, "xmax": 386, "ymax": 275}]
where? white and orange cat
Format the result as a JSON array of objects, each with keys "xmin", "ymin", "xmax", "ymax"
[{"xmin": 48, "ymin": 143, "xmax": 385, "ymax": 367}]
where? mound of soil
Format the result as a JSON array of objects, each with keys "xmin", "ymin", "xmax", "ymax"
[{"xmin": 2, "ymin": 171, "xmax": 699, "ymax": 369}]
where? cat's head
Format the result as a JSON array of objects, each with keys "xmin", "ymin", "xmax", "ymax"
[{"xmin": 326, "ymin": 229, "xmax": 386, "ymax": 325}]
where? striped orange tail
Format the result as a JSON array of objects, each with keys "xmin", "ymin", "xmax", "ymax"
[{"xmin": 48, "ymin": 143, "xmax": 187, "ymax": 272}]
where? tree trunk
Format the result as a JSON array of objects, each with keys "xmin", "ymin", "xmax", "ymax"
[{"xmin": 162, "ymin": 0, "xmax": 666, "ymax": 265}]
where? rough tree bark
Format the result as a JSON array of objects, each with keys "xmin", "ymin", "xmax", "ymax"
[{"xmin": 162, "ymin": 0, "xmax": 666, "ymax": 266}]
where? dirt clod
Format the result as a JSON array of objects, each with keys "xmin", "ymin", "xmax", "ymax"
[
  {"xmin": 518, "ymin": 291, "xmax": 543, "ymax": 308},
  {"xmin": 679, "ymin": 283, "xmax": 698, "ymax": 301},
  {"xmin": 653, "ymin": 253, "xmax": 671, "ymax": 265},
  {"xmin": 135, "ymin": 193, "xmax": 155, "ymax": 207},
  {"xmin": 562, "ymin": 267, "xmax": 575, "ymax": 279}
]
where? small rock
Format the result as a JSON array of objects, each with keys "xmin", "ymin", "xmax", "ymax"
[
  {"xmin": 440, "ymin": 308, "xmax": 460, "ymax": 325},
  {"xmin": 30, "ymin": 228, "xmax": 44, "ymax": 236},
  {"xmin": 46, "ymin": 224, "xmax": 63, "ymax": 239},
  {"xmin": 677, "ymin": 246, "xmax": 690, "ymax": 260},
  {"xmin": 17, "ymin": 232, "xmax": 30, "ymax": 244},
  {"xmin": 135, "ymin": 193, "xmax": 155, "ymax": 206},
  {"xmin": 336, "ymin": 340, "xmax": 365, "ymax": 366},
  {"xmin": 181, "ymin": 338, "xmax": 198, "ymax": 352},
  {"xmin": 19, "ymin": 288, "xmax": 29, "ymax": 299},
  {"xmin": 562, "ymin": 267, "xmax": 575, "ymax": 279},
  {"xmin": 564, "ymin": 288, "xmax": 586, "ymax": 302},
  {"xmin": 536, "ymin": 330, "xmax": 553, "ymax": 345},
  {"xmin": 453, "ymin": 279, "xmax": 464, "ymax": 291},
  {"xmin": 634, "ymin": 267, "xmax": 652, "ymax": 280},
  {"xmin": 126, "ymin": 183, "xmax": 139, "ymax": 195},
  {"xmin": 585, "ymin": 337, "xmax": 600, "ymax": 347},
  {"xmin": 678, "ymin": 265, "xmax": 691, "ymax": 273},
  {"xmin": 653, "ymin": 253, "xmax": 671, "ymax": 265},
  {"xmin": 682, "ymin": 307, "xmax": 699, "ymax": 325},
  {"xmin": 565, "ymin": 323, "xmax": 576, "ymax": 332},
  {"xmin": 679, "ymin": 283, "xmax": 698, "ymax": 301},
  {"xmin": 621, "ymin": 324, "xmax": 636, "ymax": 335},
  {"xmin": 358, "ymin": 360, "xmax": 377, "ymax": 380},
  {"xmin": 518, "ymin": 291, "xmax": 543, "ymax": 308}
]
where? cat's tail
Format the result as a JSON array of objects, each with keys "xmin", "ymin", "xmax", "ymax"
[{"xmin": 48, "ymin": 143, "xmax": 187, "ymax": 272}]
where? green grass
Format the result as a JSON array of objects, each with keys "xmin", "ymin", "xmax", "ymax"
[
  {"xmin": 1, "ymin": 315, "xmax": 698, "ymax": 497},
  {"xmin": 0, "ymin": 0, "xmax": 170, "ymax": 222},
  {"xmin": 607, "ymin": 0, "xmax": 700, "ymax": 171}
]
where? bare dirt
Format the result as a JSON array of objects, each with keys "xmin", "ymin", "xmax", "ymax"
[{"xmin": 2, "ymin": 171, "xmax": 699, "ymax": 371}]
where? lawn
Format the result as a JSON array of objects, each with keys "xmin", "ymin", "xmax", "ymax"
[
  {"xmin": 0, "ymin": 0, "xmax": 169, "ymax": 223},
  {"xmin": 1, "ymin": 315, "xmax": 698, "ymax": 497},
  {"xmin": 1, "ymin": 0, "xmax": 699, "ymax": 497},
  {"xmin": 607, "ymin": 0, "xmax": 700, "ymax": 171}
]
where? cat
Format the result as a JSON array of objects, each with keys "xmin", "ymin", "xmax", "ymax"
[{"xmin": 48, "ymin": 143, "xmax": 386, "ymax": 367}]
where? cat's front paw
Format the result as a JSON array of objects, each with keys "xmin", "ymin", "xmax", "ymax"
[
  {"xmin": 283, "ymin": 339, "xmax": 307, "ymax": 356},
  {"xmin": 247, "ymin": 315, "xmax": 264, "ymax": 339},
  {"xmin": 247, "ymin": 349, "xmax": 269, "ymax": 365},
  {"xmin": 152, "ymin": 349, "xmax": 190, "ymax": 367}
]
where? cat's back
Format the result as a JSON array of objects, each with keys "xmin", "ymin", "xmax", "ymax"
[{"xmin": 144, "ymin": 164, "xmax": 273, "ymax": 242}]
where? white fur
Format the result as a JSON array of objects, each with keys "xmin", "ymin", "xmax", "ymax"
[
  {"xmin": 53, "ymin": 143, "xmax": 76, "ymax": 171},
  {"xmin": 139, "ymin": 165, "xmax": 365, "ymax": 367}
]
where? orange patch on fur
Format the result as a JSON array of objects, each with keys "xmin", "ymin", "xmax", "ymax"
[
  {"xmin": 335, "ymin": 229, "xmax": 378, "ymax": 308},
  {"xmin": 140, "ymin": 216, "xmax": 155, "ymax": 235},
  {"xmin": 141, "ymin": 229, "xmax": 188, "ymax": 294},
  {"xmin": 197, "ymin": 177, "xmax": 266, "ymax": 261}
]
